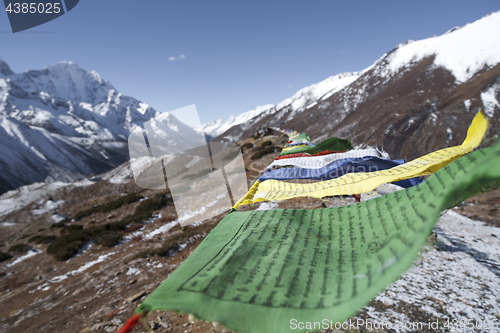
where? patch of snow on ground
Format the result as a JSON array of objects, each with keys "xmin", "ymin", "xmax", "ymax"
[
  {"xmin": 174, "ymin": 234, "xmax": 207, "ymax": 253},
  {"xmin": 109, "ymin": 175, "xmax": 129, "ymax": 184},
  {"xmin": 366, "ymin": 211, "xmax": 500, "ymax": 332},
  {"xmin": 306, "ymin": 101, "xmax": 318, "ymax": 109},
  {"xmin": 7, "ymin": 250, "xmax": 41, "ymax": 267},
  {"xmin": 255, "ymin": 201, "xmax": 280, "ymax": 211},
  {"xmin": 143, "ymin": 220, "xmax": 179, "ymax": 240},
  {"xmin": 49, "ymin": 252, "xmax": 116, "ymax": 284},
  {"xmin": 31, "ymin": 200, "xmax": 64, "ymax": 215},
  {"xmin": 126, "ymin": 268, "xmax": 141, "ymax": 275},
  {"xmin": 446, "ymin": 127, "xmax": 453, "ymax": 145},
  {"xmin": 366, "ymin": 183, "xmax": 405, "ymax": 199},
  {"xmin": 74, "ymin": 240, "xmax": 93, "ymax": 257},
  {"xmin": 464, "ymin": 99, "xmax": 471, "ymax": 112},
  {"xmin": 50, "ymin": 214, "xmax": 67, "ymax": 223},
  {"xmin": 321, "ymin": 91, "xmax": 334, "ymax": 100},
  {"xmin": 481, "ymin": 83, "xmax": 499, "ymax": 118},
  {"xmin": 404, "ymin": 118, "xmax": 416, "ymax": 131},
  {"xmin": 71, "ymin": 179, "xmax": 95, "ymax": 187},
  {"xmin": 0, "ymin": 182, "xmax": 68, "ymax": 217},
  {"xmin": 430, "ymin": 112, "xmax": 438, "ymax": 125}
]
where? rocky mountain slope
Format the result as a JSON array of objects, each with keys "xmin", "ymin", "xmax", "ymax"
[
  {"xmin": 214, "ymin": 11, "xmax": 500, "ymax": 161},
  {"xmin": 0, "ymin": 132, "xmax": 499, "ymax": 333}
]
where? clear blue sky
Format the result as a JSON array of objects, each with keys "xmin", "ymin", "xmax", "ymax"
[{"xmin": 1, "ymin": 1, "xmax": 498, "ymax": 124}]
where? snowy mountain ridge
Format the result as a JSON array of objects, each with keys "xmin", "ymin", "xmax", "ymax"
[
  {"xmin": 375, "ymin": 10, "xmax": 500, "ymax": 83},
  {"xmin": 197, "ymin": 104, "xmax": 274, "ymax": 139},
  {"xmin": 209, "ymin": 10, "xmax": 500, "ymax": 148},
  {"xmin": 199, "ymin": 71, "xmax": 361, "ymax": 138}
]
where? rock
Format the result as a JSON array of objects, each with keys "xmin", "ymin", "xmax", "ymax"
[
  {"xmin": 91, "ymin": 322, "xmax": 110, "ymax": 331},
  {"xmin": 125, "ymin": 291, "xmax": 147, "ymax": 303},
  {"xmin": 149, "ymin": 321, "xmax": 159, "ymax": 330},
  {"xmin": 110, "ymin": 318, "xmax": 122, "ymax": 325},
  {"xmin": 157, "ymin": 316, "xmax": 169, "ymax": 328}
]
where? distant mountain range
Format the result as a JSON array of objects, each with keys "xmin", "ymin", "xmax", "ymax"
[
  {"xmin": 0, "ymin": 60, "xmax": 177, "ymax": 194},
  {"xmin": 1, "ymin": 10, "xmax": 499, "ymax": 194},
  {"xmin": 197, "ymin": 72, "xmax": 361, "ymax": 140}
]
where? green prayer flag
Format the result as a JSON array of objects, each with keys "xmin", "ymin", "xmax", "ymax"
[
  {"xmin": 292, "ymin": 132, "xmax": 311, "ymax": 142},
  {"xmin": 137, "ymin": 144, "xmax": 500, "ymax": 333},
  {"xmin": 280, "ymin": 137, "xmax": 353, "ymax": 156}
]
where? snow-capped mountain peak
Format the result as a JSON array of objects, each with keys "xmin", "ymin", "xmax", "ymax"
[
  {"xmin": 374, "ymin": 10, "xmax": 500, "ymax": 83},
  {"xmin": 10, "ymin": 61, "xmax": 116, "ymax": 105}
]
